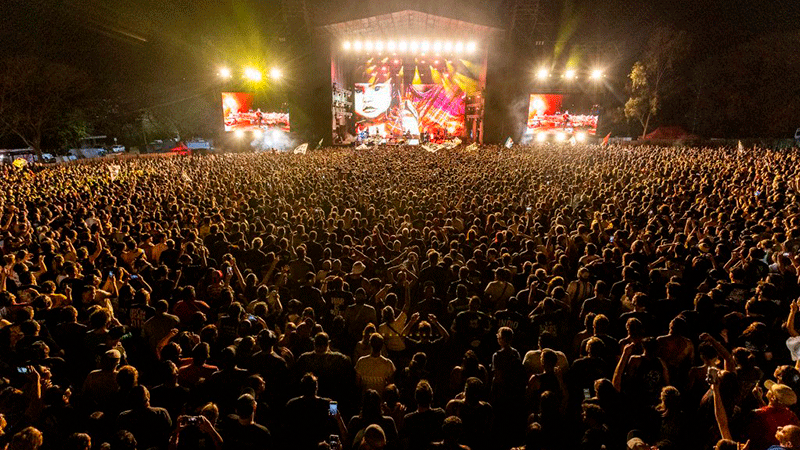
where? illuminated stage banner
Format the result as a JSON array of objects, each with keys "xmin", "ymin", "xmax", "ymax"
[
  {"xmin": 332, "ymin": 55, "xmax": 484, "ymax": 144},
  {"xmin": 526, "ymin": 94, "xmax": 598, "ymax": 135},
  {"xmin": 222, "ymin": 92, "xmax": 289, "ymax": 132}
]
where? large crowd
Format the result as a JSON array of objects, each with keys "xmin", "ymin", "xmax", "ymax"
[{"xmin": 1, "ymin": 144, "xmax": 800, "ymax": 450}]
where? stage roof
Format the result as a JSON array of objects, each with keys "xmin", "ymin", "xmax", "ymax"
[{"xmin": 321, "ymin": 10, "xmax": 504, "ymax": 41}]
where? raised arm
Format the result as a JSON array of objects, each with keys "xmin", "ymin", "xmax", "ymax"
[
  {"xmin": 700, "ymin": 333, "xmax": 736, "ymax": 372},
  {"xmin": 613, "ymin": 343, "xmax": 635, "ymax": 392}
]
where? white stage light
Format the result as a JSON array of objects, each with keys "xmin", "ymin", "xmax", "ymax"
[
  {"xmin": 591, "ymin": 69, "xmax": 603, "ymax": 80},
  {"xmin": 375, "ymin": 41, "xmax": 383, "ymax": 52},
  {"xmin": 398, "ymin": 41, "xmax": 408, "ymax": 52},
  {"xmin": 353, "ymin": 41, "xmax": 362, "ymax": 51},
  {"xmin": 555, "ymin": 132, "xmax": 567, "ymax": 142},
  {"xmin": 253, "ymin": 129, "xmax": 263, "ymax": 139},
  {"xmin": 434, "ymin": 41, "xmax": 442, "ymax": 52},
  {"xmin": 364, "ymin": 40, "xmax": 373, "ymax": 51},
  {"xmin": 243, "ymin": 67, "xmax": 262, "ymax": 82},
  {"xmin": 576, "ymin": 131, "xmax": 587, "ymax": 142},
  {"xmin": 444, "ymin": 41, "xmax": 453, "ymax": 52},
  {"xmin": 536, "ymin": 133, "xmax": 547, "ymax": 142},
  {"xmin": 410, "ymin": 41, "xmax": 419, "ymax": 52},
  {"xmin": 234, "ymin": 129, "xmax": 245, "ymax": 139},
  {"xmin": 455, "ymin": 42, "xmax": 464, "ymax": 53},
  {"xmin": 421, "ymin": 41, "xmax": 430, "ymax": 52},
  {"xmin": 342, "ymin": 41, "xmax": 351, "ymax": 50},
  {"xmin": 564, "ymin": 69, "xmax": 576, "ymax": 79},
  {"xmin": 466, "ymin": 42, "xmax": 477, "ymax": 53},
  {"xmin": 218, "ymin": 67, "xmax": 231, "ymax": 79},
  {"xmin": 387, "ymin": 40, "xmax": 396, "ymax": 51},
  {"xmin": 270, "ymin": 67, "xmax": 282, "ymax": 80},
  {"xmin": 536, "ymin": 68, "xmax": 548, "ymax": 80}
]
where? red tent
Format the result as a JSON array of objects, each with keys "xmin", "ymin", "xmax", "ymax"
[{"xmin": 644, "ymin": 126, "xmax": 699, "ymax": 140}]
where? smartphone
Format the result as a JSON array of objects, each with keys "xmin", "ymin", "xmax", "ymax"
[
  {"xmin": 17, "ymin": 367, "xmax": 29, "ymax": 374},
  {"xmin": 583, "ymin": 388, "xmax": 591, "ymax": 400},
  {"xmin": 329, "ymin": 435, "xmax": 341, "ymax": 447},
  {"xmin": 609, "ymin": 236, "xmax": 615, "ymax": 243},
  {"xmin": 328, "ymin": 400, "xmax": 338, "ymax": 416},
  {"xmin": 186, "ymin": 416, "xmax": 200, "ymax": 425},
  {"xmin": 526, "ymin": 206, "xmax": 532, "ymax": 212},
  {"xmin": 227, "ymin": 266, "xmax": 234, "ymax": 275},
  {"xmin": 247, "ymin": 314, "xmax": 257, "ymax": 322},
  {"xmin": 130, "ymin": 274, "xmax": 139, "ymax": 280},
  {"xmin": 108, "ymin": 270, "xmax": 115, "ymax": 278}
]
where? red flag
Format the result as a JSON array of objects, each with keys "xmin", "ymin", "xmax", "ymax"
[{"xmin": 602, "ymin": 132, "xmax": 611, "ymax": 146}]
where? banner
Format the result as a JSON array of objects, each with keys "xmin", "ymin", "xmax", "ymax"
[
  {"xmin": 12, "ymin": 158, "xmax": 27, "ymax": 169},
  {"xmin": 504, "ymin": 137, "xmax": 514, "ymax": 149},
  {"xmin": 442, "ymin": 137, "xmax": 462, "ymax": 149},
  {"xmin": 293, "ymin": 143, "xmax": 308, "ymax": 155},
  {"xmin": 422, "ymin": 143, "xmax": 440, "ymax": 153},
  {"xmin": 355, "ymin": 143, "xmax": 370, "ymax": 150},
  {"xmin": 465, "ymin": 142, "xmax": 478, "ymax": 152}
]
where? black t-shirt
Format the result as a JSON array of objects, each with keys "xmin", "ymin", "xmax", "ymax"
[
  {"xmin": 221, "ymin": 416, "xmax": 273, "ymax": 450},
  {"xmin": 323, "ymin": 290, "xmax": 354, "ymax": 321},
  {"xmin": 404, "ymin": 408, "xmax": 446, "ymax": 448}
]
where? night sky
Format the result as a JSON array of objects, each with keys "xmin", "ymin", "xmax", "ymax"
[{"xmin": 1, "ymin": 0, "xmax": 799, "ymax": 141}]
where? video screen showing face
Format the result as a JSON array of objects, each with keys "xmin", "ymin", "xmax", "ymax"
[
  {"xmin": 527, "ymin": 94, "xmax": 598, "ymax": 135},
  {"xmin": 222, "ymin": 92, "xmax": 289, "ymax": 132},
  {"xmin": 337, "ymin": 55, "xmax": 479, "ymax": 141},
  {"xmin": 354, "ymin": 82, "xmax": 393, "ymax": 119}
]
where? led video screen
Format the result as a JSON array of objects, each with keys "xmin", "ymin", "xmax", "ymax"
[
  {"xmin": 222, "ymin": 92, "xmax": 289, "ymax": 132},
  {"xmin": 526, "ymin": 94, "xmax": 598, "ymax": 135},
  {"xmin": 333, "ymin": 55, "xmax": 482, "ymax": 143}
]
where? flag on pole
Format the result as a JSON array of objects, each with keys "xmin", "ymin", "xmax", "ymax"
[
  {"xmin": 504, "ymin": 137, "xmax": 513, "ymax": 149},
  {"xmin": 12, "ymin": 158, "xmax": 27, "ymax": 169},
  {"xmin": 315, "ymin": 138, "xmax": 324, "ymax": 150},
  {"xmin": 602, "ymin": 132, "xmax": 611, "ymax": 146},
  {"xmin": 293, "ymin": 143, "xmax": 308, "ymax": 155}
]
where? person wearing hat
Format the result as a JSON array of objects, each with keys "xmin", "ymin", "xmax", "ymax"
[
  {"xmin": 747, "ymin": 380, "xmax": 800, "ymax": 450},
  {"xmin": 345, "ymin": 260, "xmax": 369, "ymax": 294}
]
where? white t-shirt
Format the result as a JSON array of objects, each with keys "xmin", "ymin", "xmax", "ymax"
[{"xmin": 355, "ymin": 355, "xmax": 396, "ymax": 393}]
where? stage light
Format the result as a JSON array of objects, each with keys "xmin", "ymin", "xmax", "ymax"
[
  {"xmin": 375, "ymin": 41, "xmax": 384, "ymax": 52},
  {"xmin": 576, "ymin": 131, "xmax": 588, "ymax": 142},
  {"xmin": 244, "ymin": 67, "xmax": 262, "ymax": 82},
  {"xmin": 444, "ymin": 41, "xmax": 453, "ymax": 52},
  {"xmin": 342, "ymin": 41, "xmax": 351, "ymax": 50},
  {"xmin": 591, "ymin": 69, "xmax": 603, "ymax": 80},
  {"xmin": 398, "ymin": 41, "xmax": 408, "ymax": 52},
  {"xmin": 364, "ymin": 40, "xmax": 373, "ymax": 51},
  {"xmin": 564, "ymin": 69, "xmax": 576, "ymax": 79},
  {"xmin": 421, "ymin": 41, "xmax": 430, "ymax": 52},
  {"xmin": 555, "ymin": 132, "xmax": 567, "ymax": 142},
  {"xmin": 536, "ymin": 133, "xmax": 547, "ymax": 142},
  {"xmin": 353, "ymin": 41, "xmax": 362, "ymax": 51},
  {"xmin": 434, "ymin": 41, "xmax": 443, "ymax": 52},
  {"xmin": 410, "ymin": 41, "xmax": 419, "ymax": 52},
  {"xmin": 536, "ymin": 68, "xmax": 548, "ymax": 80},
  {"xmin": 234, "ymin": 129, "xmax": 245, "ymax": 139},
  {"xmin": 387, "ymin": 40, "xmax": 396, "ymax": 51},
  {"xmin": 455, "ymin": 42, "xmax": 464, "ymax": 53},
  {"xmin": 466, "ymin": 42, "xmax": 477, "ymax": 53},
  {"xmin": 253, "ymin": 129, "xmax": 264, "ymax": 139},
  {"xmin": 270, "ymin": 67, "xmax": 282, "ymax": 80},
  {"xmin": 218, "ymin": 67, "xmax": 232, "ymax": 79}
]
